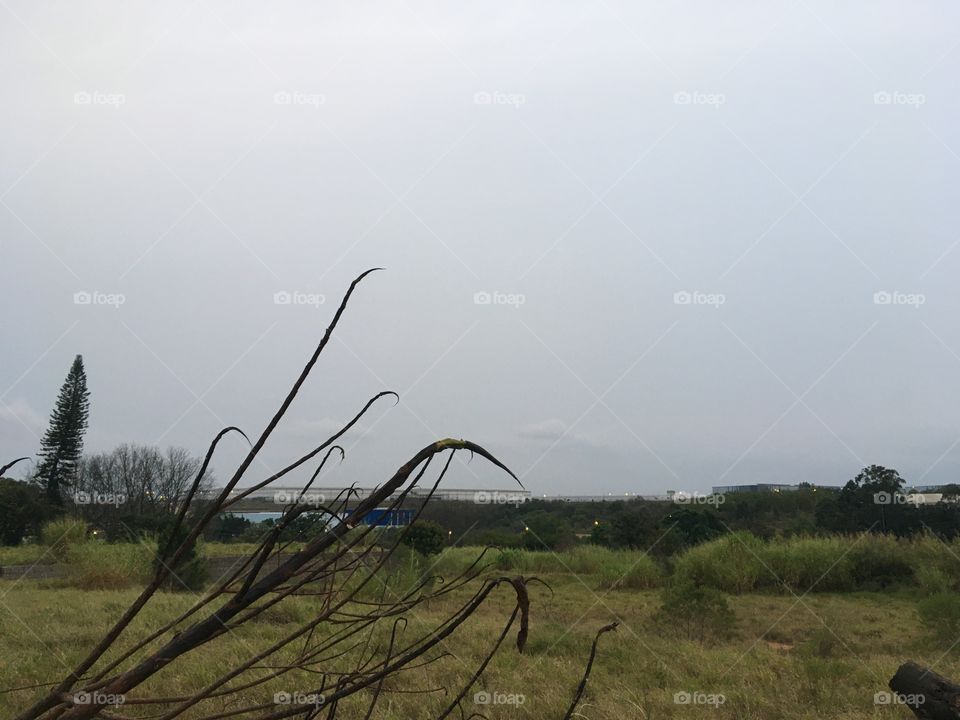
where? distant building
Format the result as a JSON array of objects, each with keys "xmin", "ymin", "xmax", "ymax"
[
  {"xmin": 536, "ymin": 493, "xmax": 672, "ymax": 503},
  {"xmin": 711, "ymin": 483, "xmax": 841, "ymax": 494},
  {"xmin": 346, "ymin": 508, "xmax": 415, "ymax": 526},
  {"xmin": 204, "ymin": 486, "xmax": 532, "ymax": 508},
  {"xmin": 906, "ymin": 485, "xmax": 950, "ymax": 493},
  {"xmin": 905, "ymin": 493, "xmax": 943, "ymax": 506}
]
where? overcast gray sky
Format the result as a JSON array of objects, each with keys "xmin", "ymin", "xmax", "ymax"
[{"xmin": 2, "ymin": 2, "xmax": 959, "ymax": 496}]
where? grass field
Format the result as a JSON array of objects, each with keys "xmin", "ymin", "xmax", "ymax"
[
  {"xmin": 1, "ymin": 541, "xmax": 957, "ymax": 719},
  {"xmin": 0, "ymin": 541, "xmax": 298, "ymax": 567}
]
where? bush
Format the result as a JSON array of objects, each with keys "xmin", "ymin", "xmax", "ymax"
[
  {"xmin": 65, "ymin": 542, "xmax": 153, "ymax": 590},
  {"xmin": 0, "ymin": 479, "xmax": 53, "ymax": 546},
  {"xmin": 762, "ymin": 536, "xmax": 854, "ymax": 592},
  {"xmin": 847, "ymin": 534, "xmax": 913, "ymax": 590},
  {"xmin": 672, "ymin": 532, "xmax": 765, "ymax": 593},
  {"xmin": 674, "ymin": 533, "xmax": 930, "ymax": 594},
  {"xmin": 799, "ymin": 628, "xmax": 838, "ymax": 659},
  {"xmin": 463, "ymin": 529, "xmax": 521, "ymax": 548},
  {"xmin": 204, "ymin": 513, "xmax": 252, "ymax": 542},
  {"xmin": 40, "ymin": 517, "xmax": 88, "ymax": 560},
  {"xmin": 915, "ymin": 566, "xmax": 952, "ymax": 596},
  {"xmin": 401, "ymin": 521, "xmax": 446, "ymax": 556},
  {"xmin": 154, "ymin": 520, "xmax": 207, "ymax": 591},
  {"xmin": 519, "ymin": 512, "xmax": 576, "ymax": 550},
  {"xmin": 654, "ymin": 579, "xmax": 735, "ymax": 642},
  {"xmin": 917, "ymin": 593, "xmax": 960, "ymax": 641},
  {"xmin": 908, "ymin": 534, "xmax": 960, "ymax": 582}
]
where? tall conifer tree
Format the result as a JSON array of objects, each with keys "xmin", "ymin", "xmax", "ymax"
[{"xmin": 35, "ymin": 355, "xmax": 90, "ymax": 504}]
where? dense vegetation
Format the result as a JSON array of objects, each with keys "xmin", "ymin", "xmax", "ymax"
[
  {"xmin": 4, "ymin": 463, "xmax": 960, "ymax": 572},
  {"xmin": 411, "ymin": 465, "xmax": 960, "ymax": 555}
]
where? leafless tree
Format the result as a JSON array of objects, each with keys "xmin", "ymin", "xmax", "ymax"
[{"xmin": 74, "ymin": 444, "xmax": 213, "ymax": 518}]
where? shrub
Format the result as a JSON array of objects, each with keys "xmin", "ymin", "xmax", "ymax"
[
  {"xmin": 154, "ymin": 520, "xmax": 207, "ymax": 591},
  {"xmin": 654, "ymin": 578, "xmax": 735, "ymax": 642},
  {"xmin": 761, "ymin": 536, "xmax": 853, "ymax": 592},
  {"xmin": 909, "ymin": 534, "xmax": 960, "ymax": 581},
  {"xmin": 40, "ymin": 517, "xmax": 88, "ymax": 560},
  {"xmin": 465, "ymin": 529, "xmax": 522, "ymax": 547},
  {"xmin": 519, "ymin": 512, "xmax": 576, "ymax": 550},
  {"xmin": 65, "ymin": 541, "xmax": 153, "ymax": 590},
  {"xmin": 799, "ymin": 628, "xmax": 838, "ymax": 659},
  {"xmin": 915, "ymin": 566, "xmax": 952, "ymax": 596},
  {"xmin": 204, "ymin": 513, "xmax": 253, "ymax": 542},
  {"xmin": 401, "ymin": 521, "xmax": 446, "ymax": 556},
  {"xmin": 917, "ymin": 592, "xmax": 960, "ymax": 641},
  {"xmin": 672, "ymin": 532, "xmax": 765, "ymax": 593},
  {"xmin": 0, "ymin": 478, "xmax": 53, "ymax": 546},
  {"xmin": 675, "ymin": 533, "xmax": 929, "ymax": 594},
  {"xmin": 847, "ymin": 534, "xmax": 913, "ymax": 590}
]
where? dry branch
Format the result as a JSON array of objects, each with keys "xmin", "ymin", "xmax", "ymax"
[{"xmin": 7, "ymin": 269, "xmax": 616, "ymax": 720}]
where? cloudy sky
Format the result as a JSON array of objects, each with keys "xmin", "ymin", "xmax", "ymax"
[{"xmin": 2, "ymin": 2, "xmax": 959, "ymax": 496}]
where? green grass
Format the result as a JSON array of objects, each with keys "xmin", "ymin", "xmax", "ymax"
[
  {"xmin": 4, "ymin": 534, "xmax": 960, "ymax": 718},
  {"xmin": 433, "ymin": 544, "xmax": 661, "ymax": 590},
  {"xmin": 0, "ymin": 540, "xmax": 305, "ymax": 567},
  {"xmin": 0, "ymin": 544, "xmax": 53, "ymax": 566},
  {"xmin": 5, "ymin": 532, "xmax": 959, "ymax": 596},
  {"xmin": 1, "ymin": 566, "xmax": 956, "ymax": 719}
]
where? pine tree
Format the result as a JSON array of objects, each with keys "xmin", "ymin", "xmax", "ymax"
[{"xmin": 35, "ymin": 355, "xmax": 90, "ymax": 504}]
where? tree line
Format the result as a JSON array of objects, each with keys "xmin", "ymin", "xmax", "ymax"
[{"xmin": 416, "ymin": 464, "xmax": 960, "ymax": 554}]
